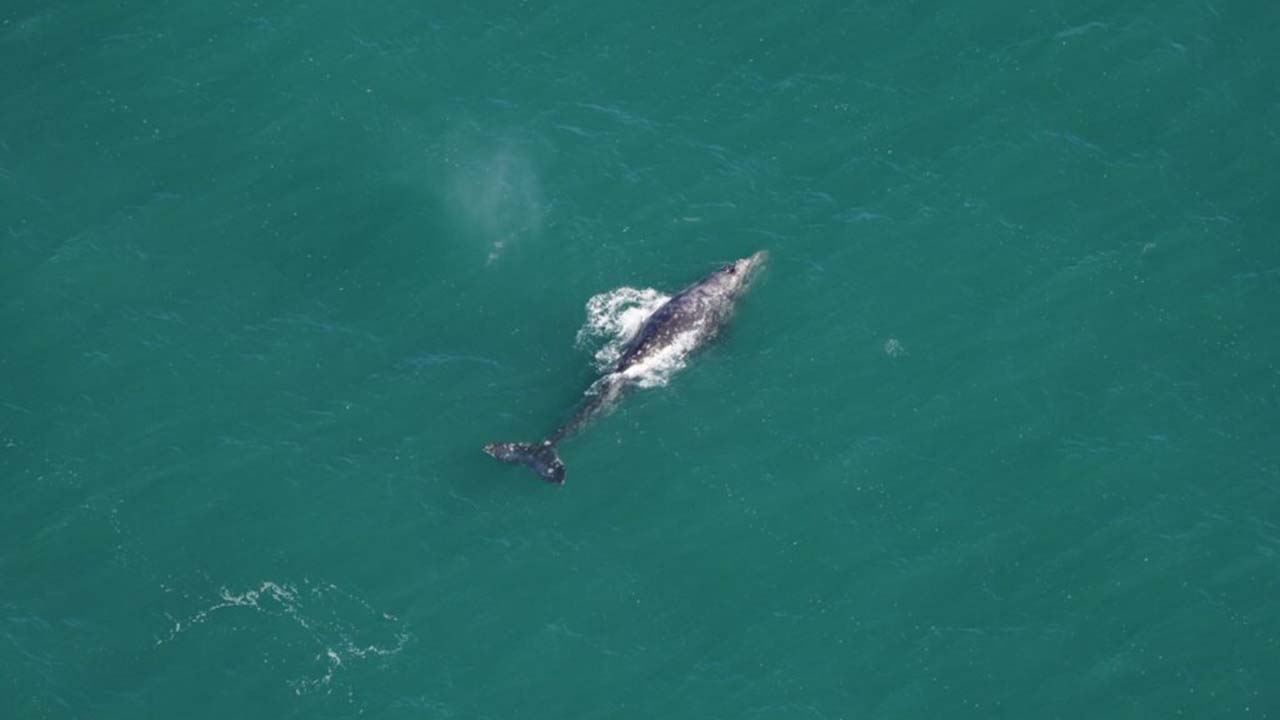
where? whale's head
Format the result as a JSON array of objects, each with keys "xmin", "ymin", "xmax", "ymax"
[{"xmin": 711, "ymin": 250, "xmax": 768, "ymax": 298}]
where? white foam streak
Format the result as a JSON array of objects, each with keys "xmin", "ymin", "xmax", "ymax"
[{"xmin": 158, "ymin": 579, "xmax": 410, "ymax": 700}]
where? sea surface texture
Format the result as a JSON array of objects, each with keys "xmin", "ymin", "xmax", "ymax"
[{"xmin": 3, "ymin": 1, "xmax": 1278, "ymax": 717}]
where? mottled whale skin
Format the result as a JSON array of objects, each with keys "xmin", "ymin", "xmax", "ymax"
[{"xmin": 484, "ymin": 251, "xmax": 767, "ymax": 484}]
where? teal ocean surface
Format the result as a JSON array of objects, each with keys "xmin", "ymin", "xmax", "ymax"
[{"xmin": 3, "ymin": 1, "xmax": 1278, "ymax": 717}]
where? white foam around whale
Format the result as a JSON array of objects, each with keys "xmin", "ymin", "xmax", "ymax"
[
  {"xmin": 576, "ymin": 286, "xmax": 668, "ymax": 367},
  {"xmin": 576, "ymin": 286, "xmax": 697, "ymax": 388}
]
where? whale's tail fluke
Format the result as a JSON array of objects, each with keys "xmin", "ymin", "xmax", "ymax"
[{"xmin": 483, "ymin": 441, "xmax": 565, "ymax": 485}]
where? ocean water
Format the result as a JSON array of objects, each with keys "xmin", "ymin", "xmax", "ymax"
[{"xmin": 3, "ymin": 1, "xmax": 1279, "ymax": 717}]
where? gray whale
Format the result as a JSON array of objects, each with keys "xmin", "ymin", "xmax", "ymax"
[{"xmin": 484, "ymin": 251, "xmax": 768, "ymax": 484}]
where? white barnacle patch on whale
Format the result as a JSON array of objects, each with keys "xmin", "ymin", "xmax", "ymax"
[{"xmin": 618, "ymin": 326, "xmax": 703, "ymax": 388}]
